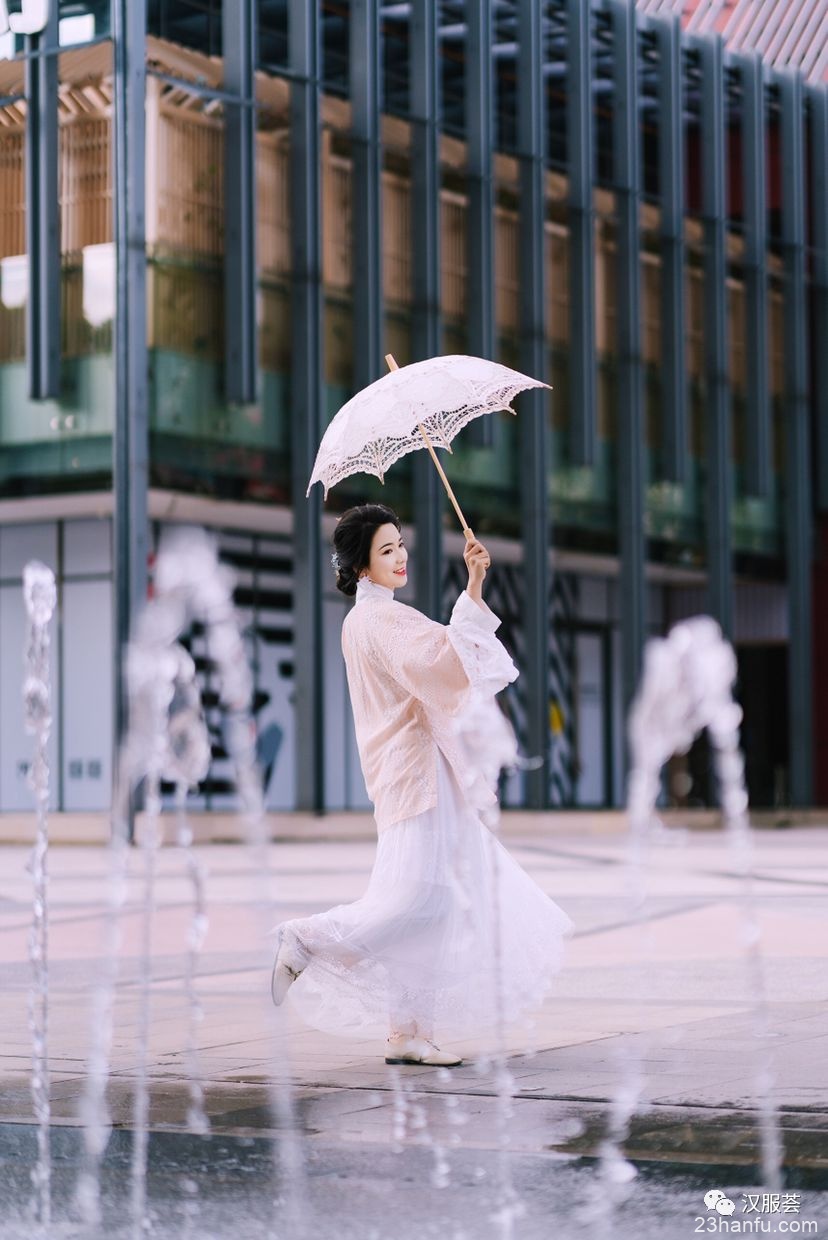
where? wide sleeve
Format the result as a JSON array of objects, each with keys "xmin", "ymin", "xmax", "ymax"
[
  {"xmin": 364, "ymin": 604, "xmax": 473, "ymax": 717},
  {"xmin": 447, "ymin": 590, "xmax": 519, "ymax": 695}
]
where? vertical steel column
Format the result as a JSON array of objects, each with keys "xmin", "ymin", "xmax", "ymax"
[
  {"xmin": 351, "ymin": 0, "xmax": 383, "ymax": 394},
  {"xmin": 567, "ymin": 0, "xmax": 596, "ymax": 467},
  {"xmin": 739, "ymin": 52, "xmax": 770, "ymax": 497},
  {"xmin": 699, "ymin": 35, "xmax": 733, "ymax": 638},
  {"xmin": 613, "ymin": 0, "xmax": 646, "ymax": 722},
  {"xmin": 112, "ymin": 0, "xmax": 150, "ymax": 809},
  {"xmin": 811, "ymin": 87, "xmax": 828, "ymax": 512},
  {"xmin": 289, "ymin": 0, "xmax": 325, "ymax": 811},
  {"xmin": 517, "ymin": 0, "xmax": 550, "ymax": 808},
  {"xmin": 223, "ymin": 0, "xmax": 257, "ymax": 404},
  {"xmin": 25, "ymin": 4, "xmax": 59, "ymax": 399},
  {"xmin": 655, "ymin": 14, "xmax": 687, "ymax": 483},
  {"xmin": 411, "ymin": 0, "xmax": 443, "ymax": 618},
  {"xmin": 780, "ymin": 71, "xmax": 813, "ymax": 806},
  {"xmin": 466, "ymin": 0, "xmax": 495, "ymax": 448}
]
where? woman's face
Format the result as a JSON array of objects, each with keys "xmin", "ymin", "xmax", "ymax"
[{"xmin": 363, "ymin": 522, "xmax": 408, "ymax": 590}]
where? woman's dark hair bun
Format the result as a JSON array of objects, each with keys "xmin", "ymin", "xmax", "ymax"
[{"xmin": 332, "ymin": 503, "xmax": 401, "ymax": 597}]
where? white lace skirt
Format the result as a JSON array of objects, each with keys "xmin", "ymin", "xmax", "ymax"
[{"xmin": 276, "ymin": 753, "xmax": 573, "ymax": 1040}]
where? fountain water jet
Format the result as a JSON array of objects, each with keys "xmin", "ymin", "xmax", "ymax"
[
  {"xmin": 22, "ymin": 561, "xmax": 57, "ymax": 1232},
  {"xmin": 76, "ymin": 526, "xmax": 307, "ymax": 1237},
  {"xmin": 595, "ymin": 615, "xmax": 783, "ymax": 1232},
  {"xmin": 162, "ymin": 646, "xmax": 212, "ymax": 1139},
  {"xmin": 459, "ymin": 692, "xmax": 525, "ymax": 1239}
]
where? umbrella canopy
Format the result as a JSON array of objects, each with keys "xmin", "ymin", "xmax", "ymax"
[{"xmin": 307, "ymin": 354, "xmax": 548, "ymax": 500}]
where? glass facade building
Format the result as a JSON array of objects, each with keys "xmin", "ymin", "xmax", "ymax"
[{"xmin": 0, "ymin": 0, "xmax": 826, "ymax": 816}]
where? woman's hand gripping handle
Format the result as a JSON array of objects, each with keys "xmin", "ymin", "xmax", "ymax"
[{"xmin": 463, "ymin": 537, "xmax": 491, "ymax": 606}]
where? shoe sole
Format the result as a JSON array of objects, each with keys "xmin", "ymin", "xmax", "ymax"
[
  {"xmin": 270, "ymin": 927, "xmax": 284, "ymax": 1005},
  {"xmin": 271, "ymin": 927, "xmax": 301, "ymax": 1006},
  {"xmin": 384, "ymin": 1057, "xmax": 463, "ymax": 1067},
  {"xmin": 271, "ymin": 965, "xmax": 291, "ymax": 1006}
]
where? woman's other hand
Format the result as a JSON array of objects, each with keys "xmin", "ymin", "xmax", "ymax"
[{"xmin": 463, "ymin": 538, "xmax": 491, "ymax": 603}]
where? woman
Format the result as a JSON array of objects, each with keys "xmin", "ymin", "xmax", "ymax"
[{"xmin": 271, "ymin": 503, "xmax": 572, "ymax": 1066}]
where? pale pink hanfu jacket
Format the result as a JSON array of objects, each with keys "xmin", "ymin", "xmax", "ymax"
[{"xmin": 341, "ymin": 576, "xmax": 519, "ymax": 832}]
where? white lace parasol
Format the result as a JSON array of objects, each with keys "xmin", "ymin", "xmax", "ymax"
[{"xmin": 306, "ymin": 355, "xmax": 548, "ymax": 535}]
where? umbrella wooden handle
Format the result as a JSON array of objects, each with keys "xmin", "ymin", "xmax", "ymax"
[{"xmin": 384, "ymin": 353, "xmax": 475, "ymax": 543}]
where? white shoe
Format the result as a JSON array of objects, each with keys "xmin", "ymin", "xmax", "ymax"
[
  {"xmin": 270, "ymin": 929, "xmax": 307, "ymax": 1006},
  {"xmin": 384, "ymin": 1036, "xmax": 462, "ymax": 1067}
]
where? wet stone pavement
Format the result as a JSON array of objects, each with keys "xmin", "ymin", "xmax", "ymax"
[{"xmin": 0, "ymin": 820, "xmax": 826, "ymax": 1237}]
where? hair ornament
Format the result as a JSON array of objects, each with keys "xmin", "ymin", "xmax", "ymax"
[{"xmin": 331, "ymin": 551, "xmax": 342, "ymax": 572}]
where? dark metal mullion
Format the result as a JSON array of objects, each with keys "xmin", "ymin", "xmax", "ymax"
[
  {"xmin": 351, "ymin": 0, "xmax": 383, "ymax": 395},
  {"xmin": 111, "ymin": 0, "xmax": 150, "ymax": 833},
  {"xmin": 811, "ymin": 86, "xmax": 828, "ymax": 512},
  {"xmin": 655, "ymin": 13, "xmax": 687, "ymax": 483},
  {"xmin": 289, "ymin": 0, "xmax": 325, "ymax": 812},
  {"xmin": 112, "ymin": 0, "xmax": 150, "ymax": 836},
  {"xmin": 223, "ymin": 0, "xmax": 257, "ymax": 404},
  {"xmin": 466, "ymin": 0, "xmax": 496, "ymax": 448},
  {"xmin": 24, "ymin": 6, "xmax": 60, "ymax": 399},
  {"xmin": 567, "ymin": 0, "xmax": 596, "ymax": 468},
  {"xmin": 739, "ymin": 51, "xmax": 771, "ymax": 498},
  {"xmin": 780, "ymin": 71, "xmax": 813, "ymax": 806},
  {"xmin": 517, "ymin": 0, "xmax": 550, "ymax": 809},
  {"xmin": 411, "ymin": 0, "xmax": 443, "ymax": 619},
  {"xmin": 147, "ymin": 68, "xmax": 256, "ymax": 105},
  {"xmin": 613, "ymin": 0, "xmax": 646, "ymax": 727},
  {"xmin": 699, "ymin": 34, "xmax": 733, "ymax": 639}
]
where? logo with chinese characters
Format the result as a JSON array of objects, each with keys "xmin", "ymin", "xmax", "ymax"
[
  {"xmin": 696, "ymin": 1191, "xmax": 816, "ymax": 1235},
  {"xmin": 742, "ymin": 1193, "xmax": 803, "ymax": 1215}
]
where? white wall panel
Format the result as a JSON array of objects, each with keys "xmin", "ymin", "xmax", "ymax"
[
  {"xmin": 575, "ymin": 632, "xmax": 605, "ymax": 805},
  {"xmin": 578, "ymin": 577, "xmax": 610, "ymax": 623},
  {"xmin": 612, "ymin": 625, "xmax": 625, "ymax": 807},
  {"xmin": 0, "ymin": 523, "xmax": 58, "ymax": 580},
  {"xmin": 323, "ymin": 593, "xmax": 348, "ymax": 809},
  {"xmin": 648, "ymin": 583, "xmax": 665, "ymax": 631},
  {"xmin": 63, "ymin": 519, "xmax": 112, "ymax": 576},
  {"xmin": 338, "ymin": 595, "xmax": 372, "ymax": 811},
  {"xmin": 61, "ymin": 580, "xmax": 112, "ymax": 811}
]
